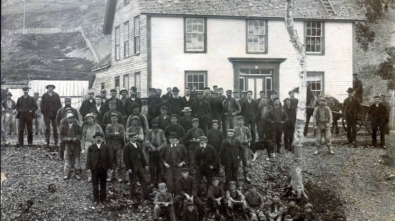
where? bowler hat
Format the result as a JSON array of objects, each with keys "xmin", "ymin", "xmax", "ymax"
[
  {"xmin": 93, "ymin": 132, "xmax": 104, "ymax": 138},
  {"xmin": 169, "ymin": 132, "xmax": 178, "ymax": 139},
  {"xmin": 151, "ymin": 118, "xmax": 159, "ymax": 124},
  {"xmin": 66, "ymin": 113, "xmax": 74, "ymax": 119},
  {"xmin": 181, "ymin": 107, "xmax": 192, "ymax": 112},
  {"xmin": 130, "ymin": 86, "xmax": 137, "ymax": 92},
  {"xmin": 346, "ymin": 88, "xmax": 354, "ymax": 93},
  {"xmin": 172, "ymin": 87, "xmax": 180, "ymax": 92},
  {"xmin": 192, "ymin": 118, "xmax": 199, "ymax": 123},
  {"xmin": 127, "ymin": 132, "xmax": 138, "ymax": 137},
  {"xmin": 6, "ymin": 92, "xmax": 12, "ymax": 96},
  {"xmin": 22, "ymin": 86, "xmax": 30, "ymax": 91},
  {"xmin": 46, "ymin": 84, "xmax": 55, "ymax": 89},
  {"xmin": 170, "ymin": 114, "xmax": 178, "ymax": 119}
]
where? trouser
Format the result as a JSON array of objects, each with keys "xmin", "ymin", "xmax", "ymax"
[
  {"xmin": 64, "ymin": 142, "xmax": 81, "ymax": 175},
  {"xmin": 209, "ymin": 197, "xmax": 227, "ymax": 211},
  {"xmin": 59, "ymin": 142, "xmax": 65, "ymax": 160},
  {"xmin": 257, "ymin": 119, "xmax": 270, "ymax": 141},
  {"xmin": 315, "ymin": 123, "xmax": 332, "ymax": 150},
  {"xmin": 198, "ymin": 117, "xmax": 209, "ymax": 135},
  {"xmin": 284, "ymin": 123, "xmax": 295, "ymax": 152},
  {"xmin": 372, "ymin": 121, "xmax": 386, "ymax": 146},
  {"xmin": 44, "ymin": 116, "xmax": 58, "ymax": 144},
  {"xmin": 18, "ymin": 112, "xmax": 33, "ymax": 145},
  {"xmin": 355, "ymin": 94, "xmax": 363, "ymax": 103},
  {"xmin": 271, "ymin": 123, "xmax": 283, "ymax": 152},
  {"xmin": 149, "ymin": 152, "xmax": 162, "ymax": 187},
  {"xmin": 33, "ymin": 114, "xmax": 44, "ymax": 134},
  {"xmin": 224, "ymin": 166, "xmax": 239, "ymax": 187},
  {"xmin": 84, "ymin": 141, "xmax": 93, "ymax": 178},
  {"xmin": 345, "ymin": 117, "xmax": 357, "ymax": 142},
  {"xmin": 129, "ymin": 163, "xmax": 149, "ymax": 199},
  {"xmin": 173, "ymin": 194, "xmax": 205, "ymax": 220},
  {"xmin": 91, "ymin": 167, "xmax": 107, "ymax": 202},
  {"xmin": 227, "ymin": 199, "xmax": 247, "ymax": 210},
  {"xmin": 241, "ymin": 144, "xmax": 249, "ymax": 171},
  {"xmin": 165, "ymin": 166, "xmax": 181, "ymax": 194},
  {"xmin": 108, "ymin": 141, "xmax": 123, "ymax": 180},
  {"xmin": 187, "ymin": 143, "xmax": 199, "ymax": 182},
  {"xmin": 4, "ymin": 113, "xmax": 17, "ymax": 135},
  {"xmin": 224, "ymin": 114, "xmax": 236, "ymax": 132},
  {"xmin": 197, "ymin": 164, "xmax": 214, "ymax": 187},
  {"xmin": 154, "ymin": 204, "xmax": 176, "ymax": 221},
  {"xmin": 247, "ymin": 206, "xmax": 266, "ymax": 221},
  {"xmin": 244, "ymin": 116, "xmax": 256, "ymax": 143}
]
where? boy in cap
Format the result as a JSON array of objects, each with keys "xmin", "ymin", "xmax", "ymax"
[
  {"xmin": 165, "ymin": 87, "xmax": 174, "ymax": 100},
  {"xmin": 184, "ymin": 118, "xmax": 205, "ymax": 181},
  {"xmin": 125, "ymin": 102, "xmax": 149, "ymax": 135},
  {"xmin": 164, "ymin": 114, "xmax": 186, "ymax": 143},
  {"xmin": 301, "ymin": 203, "xmax": 315, "ymax": 221},
  {"xmin": 154, "ymin": 183, "xmax": 176, "ymax": 221},
  {"xmin": 266, "ymin": 192, "xmax": 284, "ymax": 221},
  {"xmin": 179, "ymin": 107, "xmax": 193, "ymax": 132},
  {"xmin": 343, "ymin": 88, "xmax": 361, "ymax": 147},
  {"xmin": 16, "ymin": 87, "xmax": 38, "ymax": 146},
  {"xmin": 207, "ymin": 120, "xmax": 224, "ymax": 154},
  {"xmin": 182, "ymin": 201, "xmax": 200, "ymax": 221},
  {"xmin": 191, "ymin": 91, "xmax": 211, "ymax": 134},
  {"xmin": 160, "ymin": 132, "xmax": 187, "ymax": 194},
  {"xmin": 56, "ymin": 97, "xmax": 79, "ymax": 129},
  {"xmin": 226, "ymin": 180, "xmax": 247, "ymax": 219},
  {"xmin": 312, "ymin": 97, "xmax": 334, "ymax": 155},
  {"xmin": 267, "ymin": 97, "xmax": 288, "ymax": 156},
  {"xmin": 80, "ymin": 91, "xmax": 96, "ymax": 118},
  {"xmin": 234, "ymin": 116, "xmax": 253, "ymax": 183},
  {"xmin": 41, "ymin": 84, "xmax": 62, "ymax": 147},
  {"xmin": 220, "ymin": 129, "xmax": 244, "ymax": 186},
  {"xmin": 2, "ymin": 91, "xmax": 17, "ymax": 136},
  {"xmin": 145, "ymin": 117, "xmax": 167, "ymax": 188},
  {"xmin": 283, "ymin": 98, "xmax": 297, "ymax": 152},
  {"xmin": 245, "ymin": 184, "xmax": 265, "ymax": 221},
  {"xmin": 158, "ymin": 106, "xmax": 171, "ymax": 131},
  {"xmin": 268, "ymin": 90, "xmax": 282, "ymax": 108},
  {"xmin": 284, "ymin": 199, "xmax": 302, "ymax": 221},
  {"xmin": 86, "ymin": 132, "xmax": 112, "ymax": 206},
  {"xmin": 368, "ymin": 95, "xmax": 389, "ymax": 148},
  {"xmin": 58, "ymin": 107, "xmax": 78, "ymax": 160},
  {"xmin": 196, "ymin": 136, "xmax": 219, "ymax": 187},
  {"xmin": 207, "ymin": 177, "xmax": 226, "ymax": 219},
  {"xmin": 123, "ymin": 132, "xmax": 149, "ymax": 201},
  {"xmin": 60, "ymin": 113, "xmax": 82, "ymax": 180},
  {"xmin": 124, "ymin": 87, "xmax": 142, "ymax": 116},
  {"xmin": 105, "ymin": 113, "xmax": 125, "ymax": 182},
  {"xmin": 174, "ymin": 167, "xmax": 205, "ymax": 221}
]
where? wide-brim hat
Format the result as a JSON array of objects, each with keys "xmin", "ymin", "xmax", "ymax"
[
  {"xmin": 169, "ymin": 132, "xmax": 178, "ymax": 139},
  {"xmin": 46, "ymin": 84, "xmax": 55, "ymax": 89},
  {"xmin": 346, "ymin": 87, "xmax": 354, "ymax": 93},
  {"xmin": 93, "ymin": 132, "xmax": 104, "ymax": 138},
  {"xmin": 182, "ymin": 107, "xmax": 192, "ymax": 112},
  {"xmin": 172, "ymin": 87, "xmax": 180, "ymax": 92}
]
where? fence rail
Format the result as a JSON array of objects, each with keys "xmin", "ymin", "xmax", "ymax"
[{"xmin": 3, "ymin": 28, "xmax": 81, "ymax": 35}]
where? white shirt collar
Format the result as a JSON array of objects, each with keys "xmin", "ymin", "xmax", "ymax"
[{"xmin": 97, "ymin": 143, "xmax": 101, "ymax": 149}]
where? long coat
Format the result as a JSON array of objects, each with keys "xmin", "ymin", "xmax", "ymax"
[
  {"xmin": 196, "ymin": 144, "xmax": 219, "ymax": 173},
  {"xmin": 343, "ymin": 97, "xmax": 361, "ymax": 120},
  {"xmin": 160, "ymin": 143, "xmax": 187, "ymax": 166},
  {"xmin": 123, "ymin": 142, "xmax": 147, "ymax": 171},
  {"xmin": 59, "ymin": 122, "xmax": 82, "ymax": 147},
  {"xmin": 85, "ymin": 143, "xmax": 112, "ymax": 170},
  {"xmin": 219, "ymin": 139, "xmax": 243, "ymax": 168},
  {"xmin": 79, "ymin": 99, "xmax": 96, "ymax": 118},
  {"xmin": 40, "ymin": 92, "xmax": 62, "ymax": 118},
  {"xmin": 169, "ymin": 97, "xmax": 185, "ymax": 117},
  {"xmin": 368, "ymin": 103, "xmax": 388, "ymax": 125},
  {"xmin": 56, "ymin": 107, "xmax": 79, "ymax": 127}
]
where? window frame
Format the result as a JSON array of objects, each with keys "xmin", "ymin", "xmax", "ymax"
[
  {"xmin": 134, "ymin": 16, "xmax": 140, "ymax": 55},
  {"xmin": 115, "ymin": 25, "xmax": 120, "ymax": 61},
  {"xmin": 246, "ymin": 19, "xmax": 268, "ymax": 54},
  {"xmin": 184, "ymin": 71, "xmax": 208, "ymax": 91},
  {"xmin": 115, "ymin": 76, "xmax": 120, "ymax": 88},
  {"xmin": 184, "ymin": 17, "xmax": 207, "ymax": 53},
  {"xmin": 304, "ymin": 21, "xmax": 325, "ymax": 55},
  {"xmin": 306, "ymin": 72, "xmax": 325, "ymax": 95},
  {"xmin": 124, "ymin": 21, "xmax": 129, "ymax": 58}
]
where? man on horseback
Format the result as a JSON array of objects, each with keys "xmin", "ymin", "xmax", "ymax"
[
  {"xmin": 312, "ymin": 97, "xmax": 334, "ymax": 155},
  {"xmin": 343, "ymin": 88, "xmax": 361, "ymax": 148}
]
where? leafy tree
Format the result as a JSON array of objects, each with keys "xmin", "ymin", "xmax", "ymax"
[{"xmin": 376, "ymin": 46, "xmax": 395, "ymax": 90}]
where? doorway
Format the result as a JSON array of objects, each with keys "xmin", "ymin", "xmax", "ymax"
[{"xmin": 239, "ymin": 69, "xmax": 273, "ymax": 99}]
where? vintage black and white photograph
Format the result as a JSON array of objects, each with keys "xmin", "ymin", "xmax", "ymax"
[{"xmin": 1, "ymin": 0, "xmax": 394, "ymax": 220}]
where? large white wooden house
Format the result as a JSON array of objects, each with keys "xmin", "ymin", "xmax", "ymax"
[{"xmin": 92, "ymin": 0, "xmax": 366, "ymax": 100}]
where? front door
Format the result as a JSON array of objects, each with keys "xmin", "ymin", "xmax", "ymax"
[{"xmin": 239, "ymin": 69, "xmax": 273, "ymax": 99}]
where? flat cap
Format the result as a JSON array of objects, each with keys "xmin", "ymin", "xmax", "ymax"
[
  {"xmin": 22, "ymin": 86, "xmax": 30, "ymax": 91},
  {"xmin": 95, "ymin": 95, "xmax": 102, "ymax": 99},
  {"xmin": 181, "ymin": 167, "xmax": 189, "ymax": 172},
  {"xmin": 212, "ymin": 177, "xmax": 220, "ymax": 181},
  {"xmin": 84, "ymin": 113, "xmax": 95, "ymax": 120},
  {"xmin": 204, "ymin": 87, "xmax": 210, "ymax": 90},
  {"xmin": 160, "ymin": 106, "xmax": 168, "ymax": 110},
  {"xmin": 199, "ymin": 136, "xmax": 208, "ymax": 142},
  {"xmin": 374, "ymin": 95, "xmax": 380, "ymax": 99},
  {"xmin": 64, "ymin": 97, "xmax": 71, "ymax": 101},
  {"xmin": 6, "ymin": 92, "xmax": 12, "ymax": 96},
  {"xmin": 182, "ymin": 107, "xmax": 192, "ymax": 112},
  {"xmin": 111, "ymin": 113, "xmax": 119, "ymax": 118},
  {"xmin": 197, "ymin": 91, "xmax": 203, "ymax": 95},
  {"xmin": 259, "ymin": 91, "xmax": 265, "ymax": 94},
  {"xmin": 120, "ymin": 88, "xmax": 128, "ymax": 94},
  {"xmin": 192, "ymin": 118, "xmax": 199, "ymax": 123},
  {"xmin": 87, "ymin": 91, "xmax": 94, "ymax": 95},
  {"xmin": 131, "ymin": 116, "xmax": 140, "ymax": 121},
  {"xmin": 110, "ymin": 89, "xmax": 116, "ymax": 93},
  {"xmin": 272, "ymin": 97, "xmax": 280, "ymax": 102},
  {"xmin": 46, "ymin": 84, "xmax": 55, "ymax": 89},
  {"xmin": 237, "ymin": 116, "xmax": 245, "ymax": 121},
  {"xmin": 93, "ymin": 132, "xmax": 104, "ymax": 138},
  {"xmin": 170, "ymin": 114, "xmax": 178, "ymax": 119},
  {"xmin": 229, "ymin": 181, "xmax": 237, "ymax": 186},
  {"xmin": 149, "ymin": 88, "xmax": 157, "ymax": 92},
  {"xmin": 227, "ymin": 129, "xmax": 236, "ymax": 134},
  {"xmin": 212, "ymin": 119, "xmax": 219, "ymax": 124},
  {"xmin": 169, "ymin": 132, "xmax": 178, "ymax": 139},
  {"xmin": 66, "ymin": 113, "xmax": 74, "ymax": 119},
  {"xmin": 127, "ymin": 132, "xmax": 138, "ymax": 137},
  {"xmin": 109, "ymin": 100, "xmax": 116, "ymax": 104},
  {"xmin": 151, "ymin": 118, "xmax": 159, "ymax": 124},
  {"xmin": 34, "ymin": 92, "xmax": 39, "ymax": 95}
]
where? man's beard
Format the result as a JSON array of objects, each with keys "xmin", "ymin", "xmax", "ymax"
[{"xmin": 228, "ymin": 136, "xmax": 235, "ymax": 145}]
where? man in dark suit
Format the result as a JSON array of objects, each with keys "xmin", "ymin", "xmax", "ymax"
[
  {"xmin": 56, "ymin": 97, "xmax": 79, "ymax": 128},
  {"xmin": 160, "ymin": 132, "xmax": 187, "ymax": 194},
  {"xmin": 105, "ymin": 89, "xmax": 123, "ymax": 116},
  {"xmin": 93, "ymin": 95, "xmax": 107, "ymax": 123},
  {"xmin": 41, "ymin": 84, "xmax": 62, "ymax": 147},
  {"xmin": 60, "ymin": 113, "xmax": 82, "ymax": 180},
  {"xmin": 220, "ymin": 129, "xmax": 244, "ymax": 187},
  {"xmin": 16, "ymin": 87, "xmax": 38, "ymax": 146},
  {"xmin": 169, "ymin": 87, "xmax": 185, "ymax": 117},
  {"xmin": 79, "ymin": 91, "xmax": 96, "ymax": 118},
  {"xmin": 85, "ymin": 132, "xmax": 112, "ymax": 206},
  {"xmin": 353, "ymin": 73, "xmax": 363, "ymax": 103},
  {"xmin": 123, "ymin": 132, "xmax": 149, "ymax": 201},
  {"xmin": 343, "ymin": 88, "xmax": 361, "ymax": 147},
  {"xmin": 190, "ymin": 91, "xmax": 211, "ymax": 135},
  {"xmin": 102, "ymin": 101, "xmax": 124, "ymax": 129},
  {"xmin": 147, "ymin": 88, "xmax": 159, "ymax": 126},
  {"xmin": 288, "ymin": 90, "xmax": 299, "ymax": 108},
  {"xmin": 368, "ymin": 95, "xmax": 389, "ymax": 148},
  {"xmin": 196, "ymin": 136, "xmax": 219, "ymax": 188},
  {"xmin": 241, "ymin": 91, "xmax": 258, "ymax": 144},
  {"xmin": 182, "ymin": 87, "xmax": 195, "ymax": 107}
]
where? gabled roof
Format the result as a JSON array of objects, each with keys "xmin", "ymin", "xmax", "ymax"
[
  {"xmin": 92, "ymin": 54, "xmax": 111, "ymax": 72},
  {"xmin": 138, "ymin": 0, "xmax": 365, "ymax": 21}
]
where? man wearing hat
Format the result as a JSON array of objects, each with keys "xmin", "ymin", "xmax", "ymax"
[
  {"xmin": 125, "ymin": 116, "xmax": 144, "ymax": 147},
  {"xmin": 33, "ymin": 92, "xmax": 44, "ymax": 135},
  {"xmin": 226, "ymin": 180, "xmax": 247, "ymax": 219},
  {"xmin": 368, "ymin": 95, "xmax": 389, "ymax": 148},
  {"xmin": 196, "ymin": 136, "xmax": 219, "ymax": 187},
  {"xmin": 158, "ymin": 106, "xmax": 171, "ymax": 131},
  {"xmin": 267, "ymin": 97, "xmax": 288, "ymax": 155},
  {"xmin": 288, "ymin": 90, "xmax": 299, "ymax": 108},
  {"xmin": 268, "ymin": 90, "xmax": 282, "ymax": 108},
  {"xmin": 312, "ymin": 96, "xmax": 334, "ymax": 155},
  {"xmin": 190, "ymin": 85, "xmax": 198, "ymax": 100},
  {"xmin": 240, "ymin": 91, "xmax": 247, "ymax": 105},
  {"xmin": 182, "ymin": 87, "xmax": 195, "ymax": 107},
  {"xmin": 169, "ymin": 87, "xmax": 185, "ymax": 117},
  {"xmin": 165, "ymin": 87, "xmax": 174, "ymax": 100},
  {"xmin": 56, "ymin": 97, "xmax": 79, "ymax": 129},
  {"xmin": 283, "ymin": 98, "xmax": 297, "ymax": 152},
  {"xmin": 125, "ymin": 102, "xmax": 149, "ymax": 134},
  {"xmin": 209, "ymin": 92, "xmax": 223, "ymax": 130},
  {"xmin": 164, "ymin": 114, "xmax": 186, "ymax": 143},
  {"xmin": 222, "ymin": 90, "xmax": 241, "ymax": 133},
  {"xmin": 266, "ymin": 192, "xmax": 284, "ymax": 221},
  {"xmin": 16, "ymin": 87, "xmax": 38, "ymax": 146},
  {"xmin": 105, "ymin": 113, "xmax": 125, "ymax": 182},
  {"xmin": 147, "ymin": 88, "xmax": 159, "ymax": 125},
  {"xmin": 179, "ymin": 107, "xmax": 193, "ymax": 132},
  {"xmin": 156, "ymin": 88, "xmax": 163, "ymax": 103},
  {"xmin": 244, "ymin": 184, "xmax": 265, "ymax": 221},
  {"xmin": 343, "ymin": 88, "xmax": 361, "ymax": 147},
  {"xmin": 145, "ymin": 117, "xmax": 167, "ymax": 188},
  {"xmin": 86, "ymin": 132, "xmax": 112, "ymax": 206},
  {"xmin": 380, "ymin": 94, "xmax": 391, "ymax": 135},
  {"xmin": 203, "ymin": 87, "xmax": 211, "ymax": 103},
  {"xmin": 217, "ymin": 88, "xmax": 227, "ymax": 103},
  {"xmin": 100, "ymin": 89, "xmax": 108, "ymax": 107},
  {"xmin": 82, "ymin": 113, "xmax": 105, "ymax": 182},
  {"xmin": 234, "ymin": 116, "xmax": 253, "ymax": 183},
  {"xmin": 173, "ymin": 167, "xmax": 205, "ymax": 221},
  {"xmin": 301, "ymin": 203, "xmax": 315, "ymax": 221},
  {"xmin": 41, "ymin": 84, "xmax": 62, "ymax": 147},
  {"xmin": 89, "ymin": 107, "xmax": 105, "ymax": 132},
  {"xmin": 60, "ymin": 113, "xmax": 82, "ymax": 180},
  {"xmin": 105, "ymin": 89, "xmax": 124, "ymax": 116},
  {"xmin": 1, "ymin": 91, "xmax": 17, "ymax": 136},
  {"xmin": 153, "ymin": 183, "xmax": 176, "ymax": 221},
  {"xmin": 190, "ymin": 91, "xmax": 211, "ymax": 134},
  {"xmin": 352, "ymin": 73, "xmax": 363, "ymax": 103},
  {"xmin": 241, "ymin": 91, "xmax": 258, "ymax": 144},
  {"xmin": 220, "ymin": 129, "xmax": 244, "ymax": 186},
  {"xmin": 94, "ymin": 95, "xmax": 107, "ymax": 123},
  {"xmin": 256, "ymin": 95, "xmax": 275, "ymax": 159},
  {"xmin": 123, "ymin": 132, "xmax": 149, "ymax": 201},
  {"xmin": 207, "ymin": 119, "xmax": 224, "ymax": 154},
  {"xmin": 57, "ymin": 107, "xmax": 79, "ymax": 160},
  {"xmin": 80, "ymin": 91, "xmax": 96, "ymax": 118},
  {"xmin": 102, "ymin": 100, "xmax": 124, "ymax": 129},
  {"xmin": 160, "ymin": 132, "xmax": 187, "ymax": 194},
  {"xmin": 256, "ymin": 91, "xmax": 266, "ymax": 105},
  {"xmin": 184, "ymin": 118, "xmax": 205, "ymax": 182},
  {"xmin": 120, "ymin": 88, "xmax": 128, "ymax": 107}
]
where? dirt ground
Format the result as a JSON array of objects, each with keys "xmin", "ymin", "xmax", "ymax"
[{"xmin": 1, "ymin": 130, "xmax": 394, "ymax": 220}]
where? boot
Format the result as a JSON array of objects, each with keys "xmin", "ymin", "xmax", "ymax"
[
  {"xmin": 215, "ymin": 208, "xmax": 220, "ymax": 219},
  {"xmin": 328, "ymin": 147, "xmax": 334, "ymax": 155},
  {"xmin": 107, "ymin": 170, "xmax": 113, "ymax": 182},
  {"xmin": 244, "ymin": 171, "xmax": 251, "ymax": 184},
  {"xmin": 252, "ymin": 152, "xmax": 258, "ymax": 161}
]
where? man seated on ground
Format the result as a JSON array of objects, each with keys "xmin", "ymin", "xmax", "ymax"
[
  {"xmin": 284, "ymin": 199, "xmax": 302, "ymax": 221},
  {"xmin": 182, "ymin": 201, "xmax": 200, "ymax": 221},
  {"xmin": 207, "ymin": 177, "xmax": 226, "ymax": 220},
  {"xmin": 301, "ymin": 203, "xmax": 315, "ymax": 221},
  {"xmin": 226, "ymin": 180, "xmax": 247, "ymax": 219},
  {"xmin": 153, "ymin": 183, "xmax": 176, "ymax": 221},
  {"xmin": 266, "ymin": 192, "xmax": 284, "ymax": 221},
  {"xmin": 244, "ymin": 184, "xmax": 266, "ymax": 221}
]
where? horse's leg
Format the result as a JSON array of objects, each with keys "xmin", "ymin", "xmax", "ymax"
[
  {"xmin": 304, "ymin": 113, "xmax": 311, "ymax": 137},
  {"xmin": 334, "ymin": 116, "xmax": 340, "ymax": 134}
]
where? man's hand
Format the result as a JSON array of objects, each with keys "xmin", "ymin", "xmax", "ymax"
[
  {"xmin": 178, "ymin": 162, "xmax": 184, "ymax": 167},
  {"xmin": 164, "ymin": 202, "xmax": 169, "ymax": 207},
  {"xmin": 114, "ymin": 132, "xmax": 119, "ymax": 135},
  {"xmin": 209, "ymin": 165, "xmax": 214, "ymax": 169},
  {"xmin": 128, "ymin": 169, "xmax": 132, "ymax": 173},
  {"xmin": 150, "ymin": 147, "xmax": 156, "ymax": 152},
  {"xmin": 164, "ymin": 163, "xmax": 170, "ymax": 168},
  {"xmin": 232, "ymin": 112, "xmax": 236, "ymax": 116},
  {"xmin": 145, "ymin": 166, "xmax": 149, "ymax": 170}
]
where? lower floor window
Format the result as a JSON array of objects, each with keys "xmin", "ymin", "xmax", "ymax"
[
  {"xmin": 307, "ymin": 72, "xmax": 324, "ymax": 95},
  {"xmin": 185, "ymin": 71, "xmax": 207, "ymax": 90}
]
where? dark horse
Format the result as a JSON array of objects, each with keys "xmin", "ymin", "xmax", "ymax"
[{"xmin": 300, "ymin": 85, "xmax": 342, "ymax": 136}]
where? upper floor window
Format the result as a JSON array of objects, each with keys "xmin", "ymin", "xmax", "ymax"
[
  {"xmin": 247, "ymin": 20, "xmax": 267, "ymax": 53},
  {"xmin": 134, "ymin": 16, "xmax": 140, "ymax": 54},
  {"xmin": 185, "ymin": 71, "xmax": 207, "ymax": 90},
  {"xmin": 124, "ymin": 21, "xmax": 129, "ymax": 58},
  {"xmin": 305, "ymin": 21, "xmax": 324, "ymax": 54},
  {"xmin": 115, "ymin": 26, "xmax": 120, "ymax": 61},
  {"xmin": 185, "ymin": 18, "xmax": 206, "ymax": 53}
]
